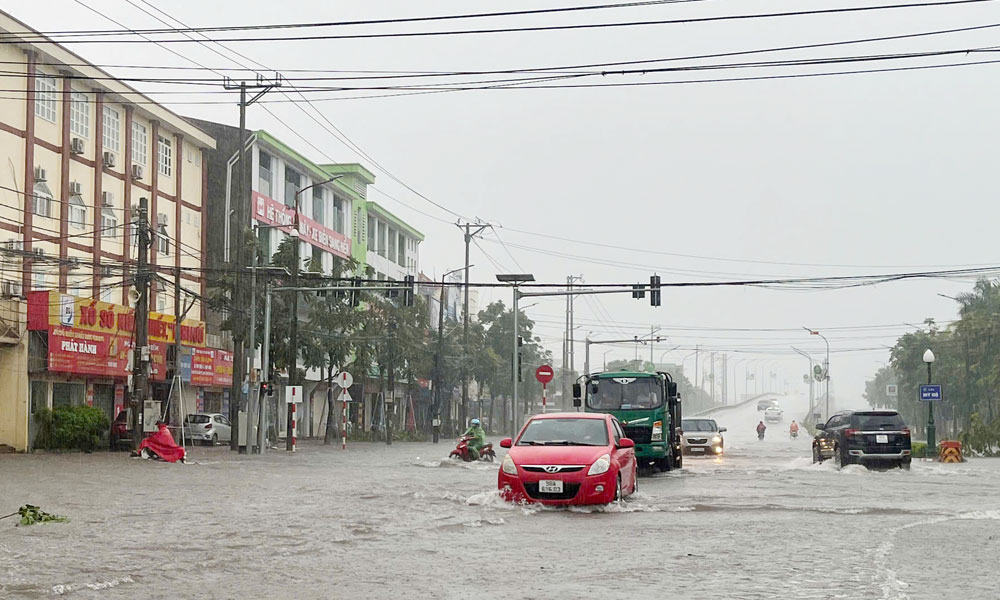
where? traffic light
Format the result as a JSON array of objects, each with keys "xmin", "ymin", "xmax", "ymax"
[
  {"xmin": 350, "ymin": 277, "xmax": 362, "ymax": 307},
  {"xmin": 261, "ymin": 382, "xmax": 275, "ymax": 397},
  {"xmin": 403, "ymin": 275, "xmax": 415, "ymax": 307},
  {"xmin": 650, "ymin": 275, "xmax": 661, "ymax": 307},
  {"xmin": 632, "ymin": 283, "xmax": 646, "ymax": 299}
]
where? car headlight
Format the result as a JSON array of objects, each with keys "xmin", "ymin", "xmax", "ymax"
[
  {"xmin": 501, "ymin": 454, "xmax": 518, "ymax": 475},
  {"xmin": 712, "ymin": 435, "xmax": 722, "ymax": 443},
  {"xmin": 588, "ymin": 453, "xmax": 611, "ymax": 476},
  {"xmin": 651, "ymin": 420, "xmax": 663, "ymax": 442}
]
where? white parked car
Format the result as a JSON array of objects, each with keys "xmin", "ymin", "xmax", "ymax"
[{"xmin": 764, "ymin": 407, "xmax": 784, "ymax": 423}]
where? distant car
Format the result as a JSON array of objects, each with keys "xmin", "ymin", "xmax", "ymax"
[
  {"xmin": 498, "ymin": 412, "xmax": 638, "ymax": 506},
  {"xmin": 764, "ymin": 407, "xmax": 783, "ymax": 423},
  {"xmin": 813, "ymin": 410, "xmax": 912, "ymax": 469},
  {"xmin": 184, "ymin": 413, "xmax": 232, "ymax": 445},
  {"xmin": 680, "ymin": 418, "xmax": 726, "ymax": 456},
  {"xmin": 110, "ymin": 409, "xmax": 133, "ymax": 450},
  {"xmin": 757, "ymin": 399, "xmax": 778, "ymax": 411}
]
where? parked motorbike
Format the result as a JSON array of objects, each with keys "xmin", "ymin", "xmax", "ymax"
[{"xmin": 449, "ymin": 435, "xmax": 496, "ymax": 462}]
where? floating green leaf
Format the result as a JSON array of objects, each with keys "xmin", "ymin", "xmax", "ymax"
[{"xmin": 17, "ymin": 504, "xmax": 68, "ymax": 526}]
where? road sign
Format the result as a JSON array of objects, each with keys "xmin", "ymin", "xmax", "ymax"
[
  {"xmin": 286, "ymin": 385, "xmax": 303, "ymax": 404},
  {"xmin": 335, "ymin": 371, "xmax": 354, "ymax": 389},
  {"xmin": 535, "ymin": 365, "xmax": 554, "ymax": 385},
  {"xmin": 813, "ymin": 364, "xmax": 828, "ymax": 382},
  {"xmin": 886, "ymin": 384, "xmax": 898, "ymax": 398},
  {"xmin": 339, "ymin": 389, "xmax": 353, "ymax": 403},
  {"xmin": 919, "ymin": 384, "xmax": 943, "ymax": 402}
]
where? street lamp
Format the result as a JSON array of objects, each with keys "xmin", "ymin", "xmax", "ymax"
[
  {"xmin": 923, "ymin": 348, "xmax": 936, "ymax": 453},
  {"xmin": 283, "ymin": 175, "xmax": 343, "ymax": 451},
  {"xmin": 497, "ymin": 273, "xmax": 535, "ymax": 438},
  {"xmin": 804, "ymin": 327, "xmax": 831, "ymax": 421},
  {"xmin": 658, "ymin": 345, "xmax": 681, "ymax": 367},
  {"xmin": 432, "ymin": 266, "xmax": 467, "ymax": 443}
]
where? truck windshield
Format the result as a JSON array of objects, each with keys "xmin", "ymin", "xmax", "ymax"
[{"xmin": 587, "ymin": 377, "xmax": 662, "ymax": 410}]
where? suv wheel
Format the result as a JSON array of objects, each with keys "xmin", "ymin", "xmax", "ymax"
[
  {"xmin": 812, "ymin": 445, "xmax": 821, "ymax": 463},
  {"xmin": 834, "ymin": 445, "xmax": 845, "ymax": 468}
]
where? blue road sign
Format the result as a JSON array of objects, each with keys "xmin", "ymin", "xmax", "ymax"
[{"xmin": 919, "ymin": 384, "xmax": 943, "ymax": 402}]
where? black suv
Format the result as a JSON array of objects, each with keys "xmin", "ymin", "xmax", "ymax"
[{"xmin": 812, "ymin": 410, "xmax": 911, "ymax": 469}]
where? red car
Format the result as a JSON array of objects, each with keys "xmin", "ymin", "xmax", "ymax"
[{"xmin": 498, "ymin": 412, "xmax": 638, "ymax": 506}]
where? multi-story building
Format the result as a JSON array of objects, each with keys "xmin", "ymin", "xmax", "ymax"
[
  {"xmin": 364, "ymin": 202, "xmax": 423, "ymax": 281},
  {"xmin": 0, "ymin": 11, "xmax": 228, "ymax": 452}
]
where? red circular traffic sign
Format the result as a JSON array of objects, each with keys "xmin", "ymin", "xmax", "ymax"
[{"xmin": 535, "ymin": 365, "xmax": 554, "ymax": 385}]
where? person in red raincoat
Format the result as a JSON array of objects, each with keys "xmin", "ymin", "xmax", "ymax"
[{"xmin": 135, "ymin": 421, "xmax": 186, "ymax": 463}]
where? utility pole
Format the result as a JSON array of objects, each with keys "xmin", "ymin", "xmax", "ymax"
[
  {"xmin": 564, "ymin": 275, "xmax": 583, "ymax": 408},
  {"xmin": 130, "ymin": 197, "xmax": 151, "ymax": 451},
  {"xmin": 222, "ymin": 75, "xmax": 280, "ymax": 451},
  {"xmin": 433, "ymin": 280, "xmax": 446, "ymax": 444},
  {"xmin": 710, "ymin": 352, "xmax": 716, "ymax": 404},
  {"xmin": 457, "ymin": 222, "xmax": 489, "ymax": 430}
]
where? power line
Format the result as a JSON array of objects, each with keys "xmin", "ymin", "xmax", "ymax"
[{"xmin": 7, "ymin": 1, "xmax": 993, "ymax": 44}]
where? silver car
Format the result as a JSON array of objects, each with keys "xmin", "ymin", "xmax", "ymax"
[
  {"xmin": 184, "ymin": 413, "xmax": 232, "ymax": 445},
  {"xmin": 681, "ymin": 418, "xmax": 726, "ymax": 456}
]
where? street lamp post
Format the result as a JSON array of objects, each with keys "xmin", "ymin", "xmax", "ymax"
[
  {"xmin": 792, "ymin": 347, "xmax": 816, "ymax": 421},
  {"xmin": 603, "ymin": 349, "xmax": 614, "ymax": 370},
  {"xmin": 497, "ymin": 274, "xmax": 535, "ymax": 438},
  {"xmin": 923, "ymin": 348, "xmax": 936, "ymax": 454},
  {"xmin": 805, "ymin": 327, "xmax": 831, "ymax": 420},
  {"xmin": 433, "ymin": 267, "xmax": 466, "ymax": 443},
  {"xmin": 285, "ymin": 175, "xmax": 343, "ymax": 452}
]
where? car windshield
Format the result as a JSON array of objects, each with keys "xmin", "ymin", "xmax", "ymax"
[
  {"xmin": 517, "ymin": 418, "xmax": 609, "ymax": 446},
  {"xmin": 853, "ymin": 412, "xmax": 906, "ymax": 430},
  {"xmin": 186, "ymin": 414, "xmax": 210, "ymax": 424},
  {"xmin": 587, "ymin": 377, "xmax": 662, "ymax": 410},
  {"xmin": 681, "ymin": 419, "xmax": 717, "ymax": 432}
]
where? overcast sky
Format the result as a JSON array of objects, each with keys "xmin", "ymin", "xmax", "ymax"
[{"xmin": 11, "ymin": 0, "xmax": 1000, "ymax": 409}]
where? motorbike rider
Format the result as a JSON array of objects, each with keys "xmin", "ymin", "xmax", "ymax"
[
  {"xmin": 789, "ymin": 420, "xmax": 800, "ymax": 437},
  {"xmin": 462, "ymin": 418, "xmax": 486, "ymax": 460},
  {"xmin": 756, "ymin": 421, "xmax": 767, "ymax": 439}
]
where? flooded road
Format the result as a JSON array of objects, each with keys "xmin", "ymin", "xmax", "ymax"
[{"xmin": 2, "ymin": 395, "xmax": 999, "ymax": 599}]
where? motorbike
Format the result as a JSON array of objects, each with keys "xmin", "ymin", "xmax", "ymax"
[
  {"xmin": 449, "ymin": 435, "xmax": 496, "ymax": 462},
  {"xmin": 790, "ymin": 429, "xmax": 799, "ymax": 439},
  {"xmin": 757, "ymin": 429, "xmax": 766, "ymax": 441}
]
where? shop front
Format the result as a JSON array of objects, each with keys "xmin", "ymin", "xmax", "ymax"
[{"xmin": 22, "ymin": 291, "xmax": 229, "ymax": 449}]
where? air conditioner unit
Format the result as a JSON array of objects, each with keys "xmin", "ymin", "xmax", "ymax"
[
  {"xmin": 32, "ymin": 247, "xmax": 44, "ymax": 257},
  {"xmin": 69, "ymin": 181, "xmax": 82, "ymax": 195},
  {"xmin": 4, "ymin": 239, "xmax": 22, "ymax": 252},
  {"xmin": 100, "ymin": 265, "xmax": 113, "ymax": 278},
  {"xmin": 1, "ymin": 280, "xmax": 23, "ymax": 298},
  {"xmin": 131, "ymin": 164, "xmax": 144, "ymax": 181},
  {"xmin": 33, "ymin": 166, "xmax": 46, "ymax": 182},
  {"xmin": 157, "ymin": 213, "xmax": 168, "ymax": 227},
  {"xmin": 103, "ymin": 151, "xmax": 116, "ymax": 168},
  {"xmin": 66, "ymin": 257, "xmax": 81, "ymax": 269},
  {"xmin": 70, "ymin": 137, "xmax": 85, "ymax": 155},
  {"xmin": 102, "ymin": 191, "xmax": 114, "ymax": 207}
]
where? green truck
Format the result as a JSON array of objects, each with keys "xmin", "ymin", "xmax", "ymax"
[{"xmin": 573, "ymin": 370, "xmax": 683, "ymax": 471}]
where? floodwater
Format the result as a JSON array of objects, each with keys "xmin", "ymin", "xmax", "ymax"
[{"xmin": 2, "ymin": 393, "xmax": 998, "ymax": 599}]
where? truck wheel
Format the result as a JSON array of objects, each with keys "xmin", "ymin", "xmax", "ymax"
[
  {"xmin": 673, "ymin": 448, "xmax": 683, "ymax": 470},
  {"xmin": 656, "ymin": 458, "xmax": 671, "ymax": 472}
]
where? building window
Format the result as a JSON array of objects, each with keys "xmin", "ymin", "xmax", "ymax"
[
  {"xmin": 103, "ymin": 106, "xmax": 120, "ymax": 155},
  {"xmin": 100, "ymin": 285, "xmax": 115, "ymax": 303},
  {"xmin": 34, "ymin": 73, "xmax": 57, "ymax": 122},
  {"xmin": 333, "ymin": 196, "xmax": 345, "ymax": 234},
  {"xmin": 157, "ymin": 225, "xmax": 170, "ymax": 256},
  {"xmin": 101, "ymin": 208, "xmax": 117, "ymax": 238},
  {"xmin": 397, "ymin": 232, "xmax": 406, "ymax": 266},
  {"xmin": 378, "ymin": 222, "xmax": 387, "ymax": 258},
  {"xmin": 68, "ymin": 194, "xmax": 86, "ymax": 229},
  {"xmin": 387, "ymin": 227, "xmax": 396, "ymax": 262},
  {"xmin": 157, "ymin": 295, "xmax": 166, "ymax": 313},
  {"xmin": 157, "ymin": 136, "xmax": 172, "ymax": 176},
  {"xmin": 70, "ymin": 91, "xmax": 89, "ymax": 138},
  {"xmin": 284, "ymin": 167, "xmax": 300, "ymax": 208},
  {"xmin": 32, "ymin": 182, "xmax": 53, "ymax": 218},
  {"xmin": 132, "ymin": 122, "xmax": 147, "ymax": 167},
  {"xmin": 258, "ymin": 152, "xmax": 272, "ymax": 198},
  {"xmin": 311, "ymin": 245, "xmax": 324, "ymax": 272},
  {"xmin": 33, "ymin": 268, "xmax": 47, "ymax": 290},
  {"xmin": 312, "ymin": 187, "xmax": 324, "ymax": 224},
  {"xmin": 367, "ymin": 215, "xmax": 375, "ymax": 247}
]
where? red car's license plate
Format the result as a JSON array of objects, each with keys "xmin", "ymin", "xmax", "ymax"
[{"xmin": 538, "ymin": 480, "xmax": 563, "ymax": 493}]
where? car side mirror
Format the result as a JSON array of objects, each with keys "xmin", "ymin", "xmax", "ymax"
[
  {"xmin": 815, "ymin": 423, "xmax": 825, "ymax": 431},
  {"xmin": 572, "ymin": 383, "xmax": 581, "ymax": 400},
  {"xmin": 718, "ymin": 427, "xmax": 727, "ymax": 433},
  {"xmin": 617, "ymin": 437, "xmax": 635, "ymax": 449},
  {"xmin": 667, "ymin": 381, "xmax": 678, "ymax": 397},
  {"xmin": 500, "ymin": 438, "xmax": 512, "ymax": 448}
]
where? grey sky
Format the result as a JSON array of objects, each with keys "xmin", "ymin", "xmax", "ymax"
[{"xmin": 11, "ymin": 0, "xmax": 1000, "ymax": 406}]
